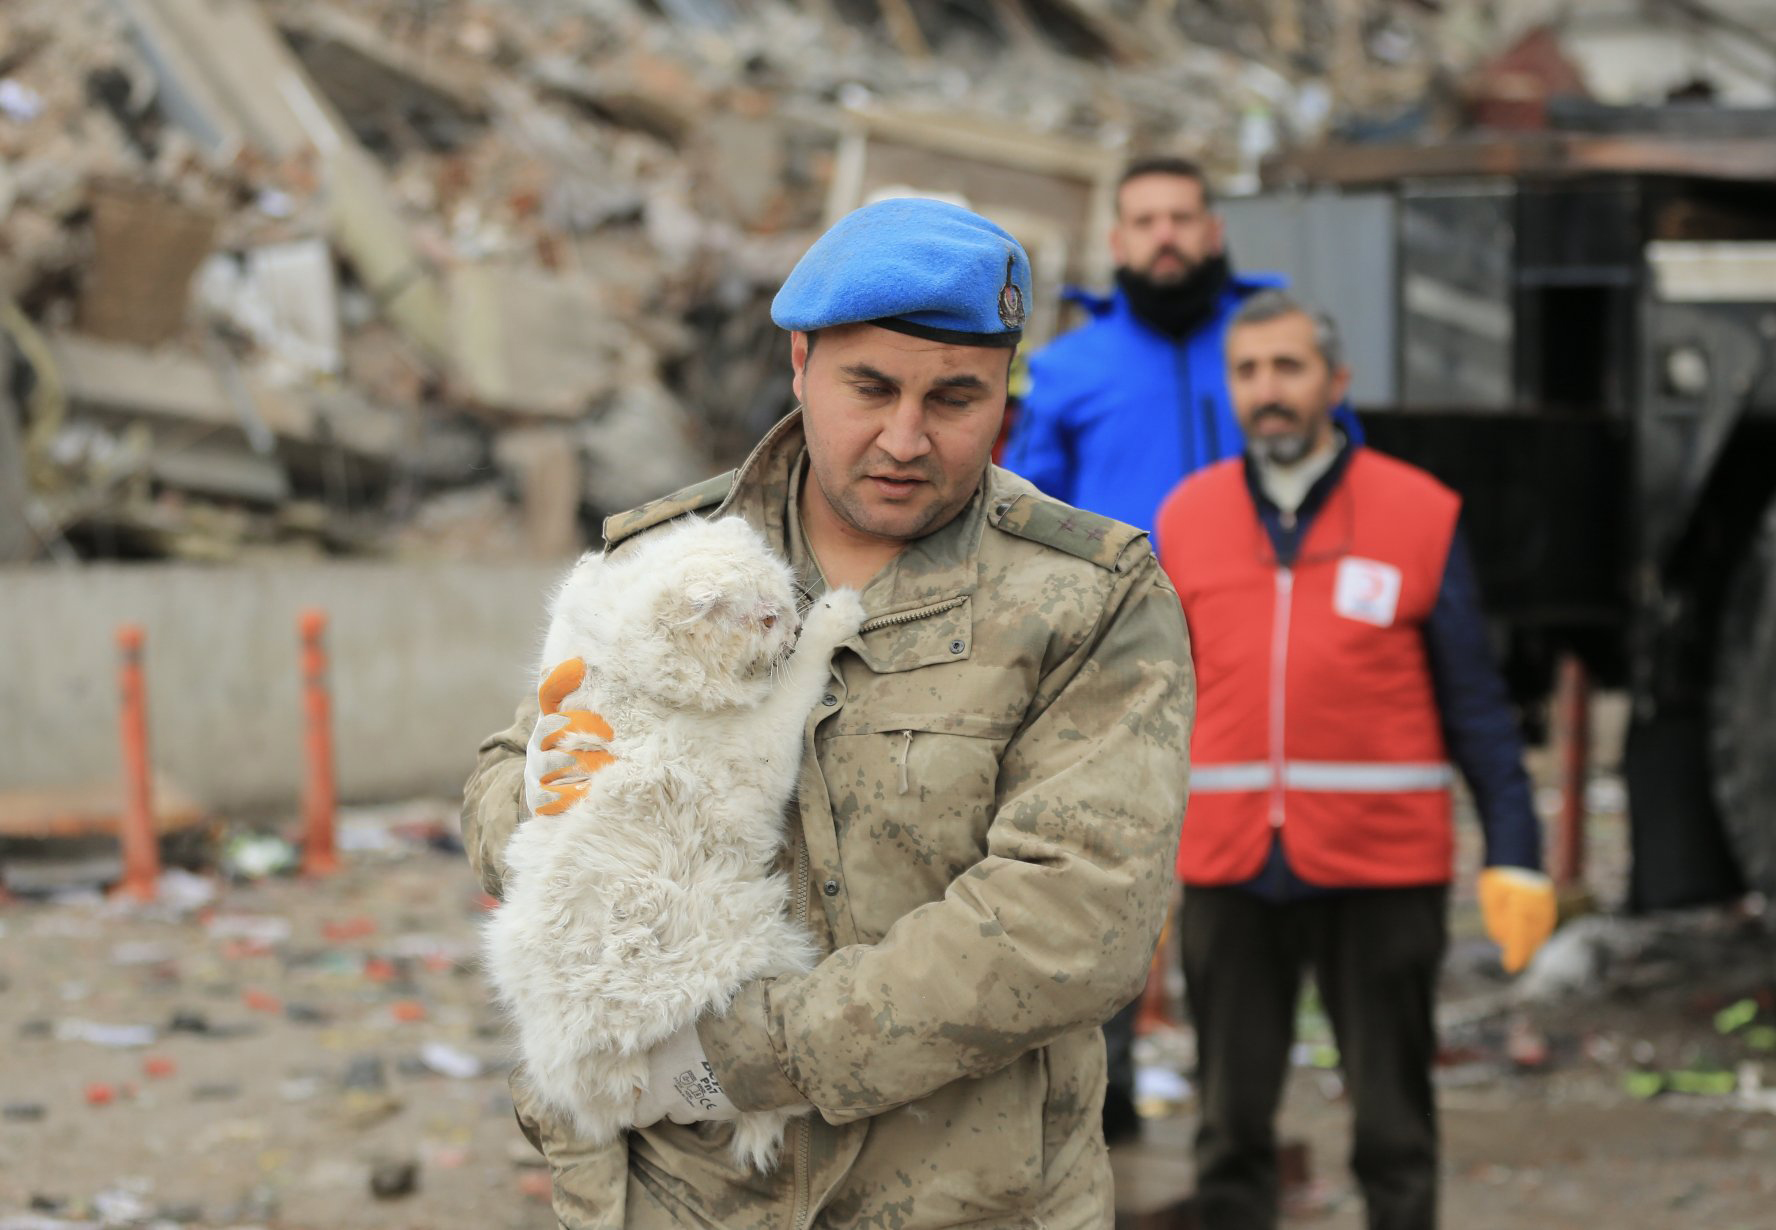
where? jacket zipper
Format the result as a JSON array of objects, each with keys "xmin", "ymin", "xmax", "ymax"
[
  {"xmin": 1269, "ymin": 568, "xmax": 1294, "ymax": 828},
  {"xmin": 858, "ymin": 596, "xmax": 966, "ymax": 634},
  {"xmin": 897, "ymin": 730, "xmax": 913, "ymax": 795},
  {"xmin": 791, "ymin": 1113, "xmax": 812, "ymax": 1229},
  {"xmin": 1175, "ymin": 345, "xmax": 1192, "ymax": 476}
]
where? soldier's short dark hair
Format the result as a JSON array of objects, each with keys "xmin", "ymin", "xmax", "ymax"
[{"xmin": 1117, "ymin": 156, "xmax": 1213, "ymax": 211}]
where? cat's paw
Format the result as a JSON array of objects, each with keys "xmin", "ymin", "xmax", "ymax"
[{"xmin": 802, "ymin": 588, "xmax": 865, "ymax": 646}]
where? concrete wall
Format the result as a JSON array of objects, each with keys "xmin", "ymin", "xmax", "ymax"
[{"xmin": 0, "ymin": 560, "xmax": 565, "ymax": 811}]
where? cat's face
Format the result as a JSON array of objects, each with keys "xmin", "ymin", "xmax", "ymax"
[{"xmin": 648, "ymin": 518, "xmax": 802, "ymax": 697}]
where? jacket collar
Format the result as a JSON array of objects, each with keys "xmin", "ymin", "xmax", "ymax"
[
  {"xmin": 1242, "ymin": 430, "xmax": 1356, "ymax": 517},
  {"xmin": 1062, "ymin": 269, "xmax": 1288, "ymax": 332},
  {"xmin": 1240, "ymin": 431, "xmax": 1360, "ymax": 569}
]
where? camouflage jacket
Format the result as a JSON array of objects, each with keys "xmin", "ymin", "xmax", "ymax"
[{"xmin": 462, "ymin": 412, "xmax": 1194, "ymax": 1229}]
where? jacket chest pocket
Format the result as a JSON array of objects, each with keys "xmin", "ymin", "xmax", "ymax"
[{"xmin": 817, "ymin": 712, "xmax": 1016, "ymax": 944}]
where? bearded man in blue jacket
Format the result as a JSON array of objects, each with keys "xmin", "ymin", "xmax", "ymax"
[
  {"xmin": 1002, "ymin": 155, "xmax": 1359, "ymax": 1144},
  {"xmin": 1004, "ymin": 156, "xmax": 1360, "ymax": 536}
]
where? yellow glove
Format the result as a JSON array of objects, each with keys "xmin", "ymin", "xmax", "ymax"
[{"xmin": 1478, "ymin": 867, "xmax": 1557, "ymax": 973}]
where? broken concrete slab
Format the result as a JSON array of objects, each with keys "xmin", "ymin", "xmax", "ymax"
[
  {"xmin": 579, "ymin": 379, "xmax": 711, "ymax": 518},
  {"xmin": 145, "ymin": 439, "xmax": 291, "ymax": 505},
  {"xmin": 45, "ymin": 332, "xmax": 404, "ymax": 461},
  {"xmin": 195, "ymin": 239, "xmax": 343, "ymax": 380},
  {"xmin": 448, "ymin": 264, "xmax": 621, "ymax": 419},
  {"xmin": 112, "ymin": 0, "xmax": 318, "ymax": 163},
  {"xmin": 323, "ymin": 143, "xmax": 453, "ymax": 365},
  {"xmin": 529, "ymin": 52, "xmax": 705, "ymax": 146},
  {"xmin": 491, "ymin": 427, "xmax": 583, "ymax": 560}
]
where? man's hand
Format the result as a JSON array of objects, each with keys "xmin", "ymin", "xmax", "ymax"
[
  {"xmin": 1478, "ymin": 866, "xmax": 1557, "ymax": 974},
  {"xmin": 523, "ymin": 658, "xmax": 615, "ymax": 818},
  {"xmin": 633, "ymin": 1021, "xmax": 740, "ymax": 1129}
]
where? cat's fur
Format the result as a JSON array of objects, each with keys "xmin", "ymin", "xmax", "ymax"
[{"xmin": 484, "ymin": 516, "xmax": 863, "ymax": 1171}]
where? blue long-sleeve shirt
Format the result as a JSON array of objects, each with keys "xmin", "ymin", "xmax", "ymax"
[{"xmin": 1239, "ymin": 444, "xmax": 1542, "ymax": 901}]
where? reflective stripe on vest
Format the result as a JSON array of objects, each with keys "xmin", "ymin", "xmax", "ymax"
[{"xmin": 1193, "ymin": 761, "xmax": 1455, "ymax": 793}]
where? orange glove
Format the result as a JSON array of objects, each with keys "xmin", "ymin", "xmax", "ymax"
[
  {"xmin": 1478, "ymin": 867, "xmax": 1557, "ymax": 973},
  {"xmin": 523, "ymin": 658, "xmax": 616, "ymax": 818}
]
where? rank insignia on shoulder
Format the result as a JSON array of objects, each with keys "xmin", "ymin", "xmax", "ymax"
[{"xmin": 991, "ymin": 493, "xmax": 1146, "ymax": 572}]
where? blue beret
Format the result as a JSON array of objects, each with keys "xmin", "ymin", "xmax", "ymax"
[{"xmin": 772, "ymin": 198, "xmax": 1032, "ymax": 349}]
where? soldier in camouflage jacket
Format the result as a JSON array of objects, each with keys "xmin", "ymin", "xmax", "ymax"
[{"xmin": 463, "ymin": 200, "xmax": 1194, "ymax": 1229}]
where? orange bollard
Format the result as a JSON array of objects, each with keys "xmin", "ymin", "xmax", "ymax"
[
  {"xmin": 299, "ymin": 609, "xmax": 339, "ymax": 877},
  {"xmin": 115, "ymin": 625, "xmax": 160, "ymax": 901},
  {"xmin": 1554, "ymin": 654, "xmax": 1590, "ymax": 889}
]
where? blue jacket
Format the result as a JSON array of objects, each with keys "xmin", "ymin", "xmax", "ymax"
[
  {"xmin": 1241, "ymin": 441, "xmax": 1543, "ymax": 901},
  {"xmin": 1005, "ymin": 275, "xmax": 1361, "ymax": 536}
]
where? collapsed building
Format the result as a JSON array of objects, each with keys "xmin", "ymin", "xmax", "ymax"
[
  {"xmin": 10, "ymin": 1, "xmax": 1768, "ymax": 565},
  {"xmin": 0, "ymin": 0, "xmax": 1518, "ymax": 564}
]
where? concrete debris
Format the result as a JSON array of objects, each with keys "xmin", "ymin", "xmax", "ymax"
[
  {"xmin": 0, "ymin": 0, "xmax": 1618, "ymax": 564},
  {"xmin": 1515, "ymin": 904, "xmax": 1775, "ymax": 1004},
  {"xmin": 194, "ymin": 239, "xmax": 343, "ymax": 381}
]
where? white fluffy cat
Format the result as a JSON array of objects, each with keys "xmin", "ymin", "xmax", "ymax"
[{"xmin": 484, "ymin": 515, "xmax": 863, "ymax": 1171}]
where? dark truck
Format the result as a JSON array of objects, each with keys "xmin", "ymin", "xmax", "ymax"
[{"xmin": 1220, "ymin": 120, "xmax": 1776, "ymax": 910}]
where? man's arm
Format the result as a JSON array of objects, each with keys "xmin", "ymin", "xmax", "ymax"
[
  {"xmin": 460, "ymin": 695, "xmax": 536, "ymax": 899},
  {"xmin": 697, "ymin": 552, "xmax": 1194, "ymax": 1123},
  {"xmin": 1423, "ymin": 525, "xmax": 1541, "ymax": 869}
]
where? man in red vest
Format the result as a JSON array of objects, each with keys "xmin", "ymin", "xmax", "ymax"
[{"xmin": 1154, "ymin": 290, "xmax": 1558, "ymax": 1229}]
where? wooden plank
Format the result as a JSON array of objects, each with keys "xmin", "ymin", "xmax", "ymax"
[
  {"xmin": 1263, "ymin": 135, "xmax": 1776, "ymax": 189},
  {"xmin": 0, "ymin": 774, "xmax": 208, "ymax": 840},
  {"xmin": 842, "ymin": 106, "xmax": 1123, "ymax": 184}
]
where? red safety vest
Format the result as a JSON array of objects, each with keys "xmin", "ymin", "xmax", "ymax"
[{"xmin": 1156, "ymin": 448, "xmax": 1462, "ymax": 888}]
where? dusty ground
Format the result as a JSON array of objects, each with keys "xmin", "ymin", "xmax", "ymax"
[
  {"xmin": 1, "ymin": 805, "xmax": 542, "ymax": 1230},
  {"xmin": 4, "ymin": 775, "xmax": 1775, "ymax": 1229}
]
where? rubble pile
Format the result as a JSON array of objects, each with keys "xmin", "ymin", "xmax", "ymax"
[{"xmin": 0, "ymin": 0, "xmax": 1482, "ymax": 564}]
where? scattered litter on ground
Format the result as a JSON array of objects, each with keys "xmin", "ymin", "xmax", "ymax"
[
  {"xmin": 55, "ymin": 1019, "xmax": 156, "ymax": 1048},
  {"xmin": 419, "ymin": 1041, "xmax": 483, "ymax": 1079},
  {"xmin": 367, "ymin": 1158, "xmax": 419, "ymax": 1200}
]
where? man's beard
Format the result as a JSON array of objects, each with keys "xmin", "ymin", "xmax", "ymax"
[
  {"xmin": 1244, "ymin": 404, "xmax": 1318, "ymax": 467},
  {"xmin": 1116, "ymin": 252, "xmax": 1231, "ymax": 339}
]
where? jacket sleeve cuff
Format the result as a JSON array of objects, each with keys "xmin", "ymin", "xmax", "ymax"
[
  {"xmin": 461, "ymin": 757, "xmax": 524, "ymax": 899},
  {"xmin": 696, "ymin": 981, "xmax": 806, "ymax": 1113}
]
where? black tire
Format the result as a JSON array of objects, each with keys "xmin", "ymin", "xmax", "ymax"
[{"xmin": 1710, "ymin": 493, "xmax": 1776, "ymax": 900}]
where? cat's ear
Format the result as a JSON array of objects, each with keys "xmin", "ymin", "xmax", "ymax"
[
  {"xmin": 567, "ymin": 551, "xmax": 607, "ymax": 583},
  {"xmin": 658, "ymin": 577, "xmax": 725, "ymax": 626},
  {"xmin": 685, "ymin": 580, "xmax": 724, "ymax": 616}
]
